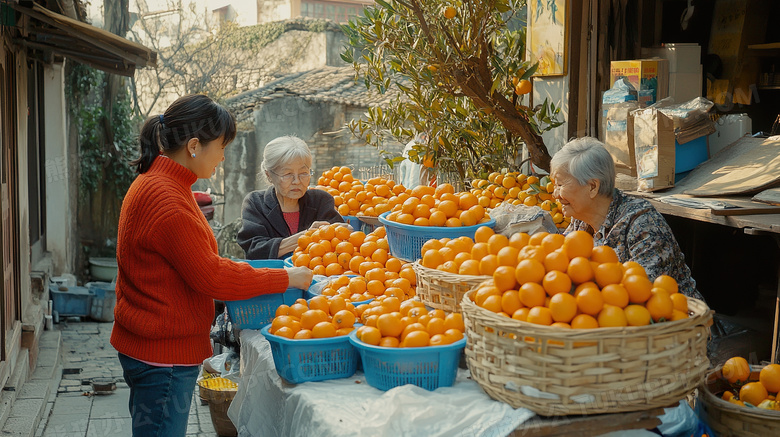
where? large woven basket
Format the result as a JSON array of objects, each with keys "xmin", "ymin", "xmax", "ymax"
[
  {"xmin": 412, "ymin": 261, "xmax": 490, "ymax": 314},
  {"xmin": 461, "ymin": 287, "xmax": 713, "ymax": 416},
  {"xmin": 698, "ymin": 365, "xmax": 780, "ymax": 436}
]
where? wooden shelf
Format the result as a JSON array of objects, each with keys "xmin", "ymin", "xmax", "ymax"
[
  {"xmin": 749, "ymin": 42, "xmax": 780, "ymax": 50},
  {"xmin": 758, "ymin": 85, "xmax": 780, "ymax": 90}
]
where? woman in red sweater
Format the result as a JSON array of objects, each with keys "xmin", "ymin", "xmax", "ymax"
[{"xmin": 111, "ymin": 94, "xmax": 312, "ymax": 437}]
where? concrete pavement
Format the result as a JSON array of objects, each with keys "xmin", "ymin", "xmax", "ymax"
[{"xmin": 37, "ymin": 320, "xmax": 219, "ymax": 437}]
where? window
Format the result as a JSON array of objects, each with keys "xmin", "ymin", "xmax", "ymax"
[{"xmin": 26, "ymin": 61, "xmax": 46, "ymax": 260}]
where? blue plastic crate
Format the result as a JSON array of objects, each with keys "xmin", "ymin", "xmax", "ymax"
[
  {"xmin": 261, "ymin": 325, "xmax": 359, "ymax": 384},
  {"xmin": 378, "ymin": 212, "xmax": 496, "ymax": 261},
  {"xmin": 224, "ymin": 259, "xmax": 302, "ymax": 329},
  {"xmin": 50, "ymin": 285, "xmax": 93, "ymax": 318},
  {"xmin": 341, "ymin": 215, "xmax": 361, "ymax": 231},
  {"xmin": 348, "ymin": 330, "xmax": 466, "ymax": 391},
  {"xmin": 283, "ymin": 256, "xmax": 293, "ymax": 268}
]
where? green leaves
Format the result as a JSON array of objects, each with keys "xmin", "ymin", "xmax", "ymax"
[{"xmin": 343, "ymin": 0, "xmax": 562, "ymax": 180}]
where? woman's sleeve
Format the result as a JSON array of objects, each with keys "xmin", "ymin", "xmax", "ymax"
[
  {"xmin": 152, "ymin": 210, "xmax": 288, "ymax": 300},
  {"xmin": 319, "ymin": 193, "xmax": 345, "ymax": 224},
  {"xmin": 236, "ymin": 193, "xmax": 282, "ymax": 259}
]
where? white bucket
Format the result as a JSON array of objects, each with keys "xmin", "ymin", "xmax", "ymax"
[{"xmin": 89, "ymin": 257, "xmax": 118, "ymax": 282}]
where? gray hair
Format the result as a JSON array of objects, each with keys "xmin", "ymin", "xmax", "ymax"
[
  {"xmin": 260, "ymin": 136, "xmax": 313, "ymax": 184},
  {"xmin": 550, "ymin": 137, "xmax": 615, "ymax": 196}
]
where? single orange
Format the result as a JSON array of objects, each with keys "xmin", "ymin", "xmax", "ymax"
[
  {"xmin": 601, "ymin": 283, "xmax": 629, "ymax": 308},
  {"xmin": 311, "ymin": 321, "xmax": 337, "ymax": 338},
  {"xmin": 526, "ymin": 306, "xmax": 553, "ymax": 325},
  {"xmin": 597, "ymin": 305, "xmax": 627, "ymax": 327},
  {"xmin": 740, "ymin": 382, "xmax": 768, "ymax": 407},
  {"xmin": 594, "ymin": 262, "xmax": 624, "ymax": 288},
  {"xmin": 542, "ymin": 270, "xmax": 572, "ymax": 296},
  {"xmin": 570, "ymin": 313, "xmax": 599, "ymax": 329},
  {"xmin": 493, "ymin": 266, "xmax": 517, "ymax": 292},
  {"xmin": 563, "ymin": 231, "xmax": 593, "ymax": 258},
  {"xmin": 624, "ymin": 305, "xmax": 651, "ymax": 326},
  {"xmin": 722, "ymin": 356, "xmax": 751, "ymax": 385},
  {"xmin": 515, "ymin": 259, "xmax": 545, "ymax": 285},
  {"xmin": 575, "ymin": 287, "xmax": 604, "ymax": 316},
  {"xmin": 519, "ymin": 282, "xmax": 547, "ymax": 308},
  {"xmin": 760, "ymin": 364, "xmax": 780, "ymax": 393},
  {"xmin": 622, "ymin": 274, "xmax": 653, "ymax": 304},
  {"xmin": 646, "ymin": 289, "xmax": 674, "ymax": 322},
  {"xmin": 549, "ymin": 292, "xmax": 577, "ymax": 323},
  {"xmin": 653, "ymin": 275, "xmax": 679, "ymax": 294},
  {"xmin": 567, "ymin": 256, "xmax": 594, "ymax": 284},
  {"xmin": 590, "ymin": 245, "xmax": 619, "ymax": 263}
]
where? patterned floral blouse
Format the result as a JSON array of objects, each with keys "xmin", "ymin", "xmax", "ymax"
[{"xmin": 565, "ymin": 189, "xmax": 703, "ymax": 301}]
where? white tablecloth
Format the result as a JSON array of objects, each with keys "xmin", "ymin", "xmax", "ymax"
[{"xmin": 228, "ymin": 329, "xmax": 534, "ymax": 437}]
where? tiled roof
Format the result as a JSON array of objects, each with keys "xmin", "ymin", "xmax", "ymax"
[{"xmin": 225, "ymin": 66, "xmax": 402, "ymax": 125}]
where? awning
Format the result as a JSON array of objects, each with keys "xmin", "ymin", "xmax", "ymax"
[{"xmin": 9, "ymin": 2, "xmax": 157, "ymax": 77}]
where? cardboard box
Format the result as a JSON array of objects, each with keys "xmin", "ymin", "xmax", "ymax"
[
  {"xmin": 633, "ymin": 108, "xmax": 676, "ymax": 192},
  {"xmin": 668, "ymin": 67, "xmax": 703, "ymax": 105},
  {"xmin": 610, "ymin": 59, "xmax": 669, "ymax": 105},
  {"xmin": 642, "ymin": 43, "xmax": 701, "ymax": 73}
]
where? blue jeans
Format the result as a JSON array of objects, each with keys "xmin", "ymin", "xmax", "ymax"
[{"xmin": 118, "ymin": 353, "xmax": 199, "ymax": 437}]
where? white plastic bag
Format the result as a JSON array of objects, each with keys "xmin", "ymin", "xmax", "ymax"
[{"xmin": 490, "ymin": 203, "xmax": 559, "ymax": 236}]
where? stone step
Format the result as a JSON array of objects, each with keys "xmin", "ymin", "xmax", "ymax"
[{"xmin": 0, "ymin": 330, "xmax": 62, "ymax": 437}]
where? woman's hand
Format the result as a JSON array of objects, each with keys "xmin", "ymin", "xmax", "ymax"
[{"xmin": 285, "ymin": 266, "xmax": 313, "ymax": 290}]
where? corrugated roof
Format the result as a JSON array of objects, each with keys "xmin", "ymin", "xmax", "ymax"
[{"xmin": 225, "ymin": 66, "xmax": 401, "ymax": 125}]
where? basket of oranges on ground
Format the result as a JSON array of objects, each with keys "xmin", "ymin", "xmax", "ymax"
[
  {"xmin": 411, "ymin": 226, "xmax": 511, "ymax": 314},
  {"xmin": 262, "ymin": 295, "xmax": 362, "ymax": 384},
  {"xmin": 698, "ymin": 357, "xmax": 780, "ymax": 436},
  {"xmin": 459, "ymin": 230, "xmax": 713, "ymax": 415},
  {"xmin": 348, "ymin": 295, "xmax": 467, "ymax": 391},
  {"xmin": 377, "ymin": 183, "xmax": 496, "ymax": 261}
]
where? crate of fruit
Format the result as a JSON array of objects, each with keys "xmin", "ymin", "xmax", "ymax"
[
  {"xmin": 378, "ymin": 212, "xmax": 495, "ymax": 261},
  {"xmin": 698, "ymin": 361, "xmax": 780, "ymax": 436},
  {"xmin": 261, "ymin": 324, "xmax": 359, "ymax": 384},
  {"xmin": 348, "ymin": 329, "xmax": 466, "ymax": 391},
  {"xmin": 224, "ymin": 259, "xmax": 303, "ymax": 329},
  {"xmin": 412, "ymin": 261, "xmax": 489, "ymax": 314},
  {"xmin": 460, "ymin": 285, "xmax": 713, "ymax": 415}
]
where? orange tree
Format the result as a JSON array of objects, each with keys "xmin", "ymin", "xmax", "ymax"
[{"xmin": 341, "ymin": 0, "xmax": 563, "ymax": 180}]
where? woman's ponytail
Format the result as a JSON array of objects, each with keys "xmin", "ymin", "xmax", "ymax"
[{"xmin": 132, "ymin": 115, "xmax": 166, "ymax": 174}]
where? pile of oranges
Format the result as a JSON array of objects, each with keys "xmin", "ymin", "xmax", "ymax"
[
  {"xmin": 291, "ymin": 224, "xmax": 415, "ymax": 283},
  {"xmin": 470, "ymin": 229, "xmax": 690, "ymax": 328},
  {"xmin": 720, "ymin": 356, "xmax": 780, "ymax": 410},
  {"xmin": 470, "ymin": 172, "xmax": 570, "ymax": 229},
  {"xmin": 353, "ymin": 295, "xmax": 466, "ymax": 348},
  {"xmin": 268, "ymin": 296, "xmax": 358, "ymax": 339},
  {"xmin": 419, "ymin": 228, "xmax": 501, "ymax": 276},
  {"xmin": 315, "ymin": 273, "xmax": 416, "ymax": 303},
  {"xmin": 384, "ymin": 183, "xmax": 491, "ymax": 227},
  {"xmin": 315, "ymin": 166, "xmax": 407, "ymax": 217}
]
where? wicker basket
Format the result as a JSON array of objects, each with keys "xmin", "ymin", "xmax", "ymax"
[
  {"xmin": 198, "ymin": 382, "xmax": 238, "ymax": 437},
  {"xmin": 412, "ymin": 261, "xmax": 490, "ymax": 314},
  {"xmin": 698, "ymin": 365, "xmax": 780, "ymax": 436},
  {"xmin": 460, "ymin": 286, "xmax": 713, "ymax": 416}
]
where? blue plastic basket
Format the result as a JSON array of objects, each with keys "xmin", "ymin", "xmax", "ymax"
[
  {"xmin": 283, "ymin": 256, "xmax": 293, "ymax": 267},
  {"xmin": 377, "ymin": 212, "xmax": 496, "ymax": 261},
  {"xmin": 261, "ymin": 325, "xmax": 359, "ymax": 384},
  {"xmin": 348, "ymin": 331, "xmax": 466, "ymax": 391},
  {"xmin": 224, "ymin": 259, "xmax": 303, "ymax": 329},
  {"xmin": 341, "ymin": 215, "xmax": 362, "ymax": 231}
]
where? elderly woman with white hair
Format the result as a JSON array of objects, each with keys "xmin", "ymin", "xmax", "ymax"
[
  {"xmin": 550, "ymin": 137, "xmax": 703, "ymax": 300},
  {"xmin": 237, "ymin": 136, "xmax": 343, "ymax": 259}
]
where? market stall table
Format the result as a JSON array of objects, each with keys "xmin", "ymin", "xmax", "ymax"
[
  {"xmin": 628, "ymin": 192, "xmax": 780, "ymax": 363},
  {"xmin": 227, "ymin": 330, "xmax": 678, "ymax": 437}
]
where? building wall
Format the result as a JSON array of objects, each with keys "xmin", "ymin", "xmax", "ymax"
[
  {"xmin": 43, "ymin": 64, "xmax": 74, "ymax": 276},
  {"xmin": 216, "ymin": 98, "xmax": 402, "ymax": 225}
]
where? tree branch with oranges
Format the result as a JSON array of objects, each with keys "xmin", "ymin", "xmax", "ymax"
[{"xmin": 341, "ymin": 0, "xmax": 563, "ymax": 179}]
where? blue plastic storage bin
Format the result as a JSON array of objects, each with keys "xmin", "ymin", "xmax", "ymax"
[
  {"xmin": 224, "ymin": 259, "xmax": 303, "ymax": 329},
  {"xmin": 378, "ymin": 212, "xmax": 496, "ymax": 261},
  {"xmin": 261, "ymin": 325, "xmax": 359, "ymax": 384},
  {"xmin": 348, "ymin": 330, "xmax": 466, "ymax": 391},
  {"xmin": 675, "ymin": 136, "xmax": 708, "ymax": 174},
  {"xmin": 50, "ymin": 285, "xmax": 93, "ymax": 319}
]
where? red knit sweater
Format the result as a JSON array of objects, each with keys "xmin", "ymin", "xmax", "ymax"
[{"xmin": 110, "ymin": 157, "xmax": 289, "ymax": 364}]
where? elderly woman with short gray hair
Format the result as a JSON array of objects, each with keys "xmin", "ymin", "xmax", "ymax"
[
  {"xmin": 237, "ymin": 136, "xmax": 343, "ymax": 259},
  {"xmin": 550, "ymin": 137, "xmax": 703, "ymax": 300}
]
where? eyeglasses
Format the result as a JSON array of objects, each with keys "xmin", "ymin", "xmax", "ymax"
[{"xmin": 271, "ymin": 168, "xmax": 314, "ymax": 183}]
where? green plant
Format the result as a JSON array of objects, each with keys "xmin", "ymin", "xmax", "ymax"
[
  {"xmin": 66, "ymin": 62, "xmax": 139, "ymax": 198},
  {"xmin": 341, "ymin": 0, "xmax": 562, "ymax": 181}
]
